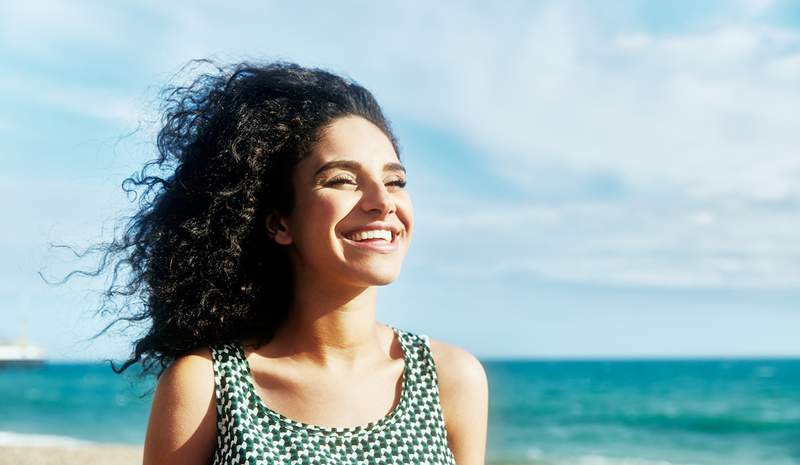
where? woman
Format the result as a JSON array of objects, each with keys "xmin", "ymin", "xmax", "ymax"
[{"xmin": 125, "ymin": 61, "xmax": 488, "ymax": 465}]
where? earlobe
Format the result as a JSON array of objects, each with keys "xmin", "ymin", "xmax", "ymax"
[{"xmin": 266, "ymin": 213, "xmax": 293, "ymax": 245}]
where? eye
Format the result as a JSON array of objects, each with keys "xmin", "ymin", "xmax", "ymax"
[
  {"xmin": 326, "ymin": 175, "xmax": 357, "ymax": 186},
  {"xmin": 386, "ymin": 179, "xmax": 407, "ymax": 188}
]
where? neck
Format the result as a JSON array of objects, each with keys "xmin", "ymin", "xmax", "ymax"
[{"xmin": 269, "ymin": 270, "xmax": 385, "ymax": 370}]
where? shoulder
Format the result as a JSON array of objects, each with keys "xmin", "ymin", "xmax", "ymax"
[
  {"xmin": 159, "ymin": 346, "xmax": 214, "ymax": 383},
  {"xmin": 427, "ymin": 338, "xmax": 489, "ymax": 465},
  {"xmin": 154, "ymin": 346, "xmax": 217, "ymax": 405},
  {"xmin": 142, "ymin": 346, "xmax": 217, "ymax": 465},
  {"xmin": 428, "ymin": 338, "xmax": 488, "ymax": 392}
]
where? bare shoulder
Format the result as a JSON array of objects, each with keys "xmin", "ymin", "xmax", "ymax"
[
  {"xmin": 428, "ymin": 338, "xmax": 488, "ymax": 392},
  {"xmin": 427, "ymin": 338, "xmax": 489, "ymax": 465},
  {"xmin": 142, "ymin": 346, "xmax": 217, "ymax": 465},
  {"xmin": 153, "ymin": 346, "xmax": 216, "ymax": 407}
]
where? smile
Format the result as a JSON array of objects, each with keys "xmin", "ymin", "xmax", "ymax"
[
  {"xmin": 345, "ymin": 229, "xmax": 393, "ymax": 242},
  {"xmin": 341, "ymin": 229, "xmax": 399, "ymax": 253}
]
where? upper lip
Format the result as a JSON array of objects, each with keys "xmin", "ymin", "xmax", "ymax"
[{"xmin": 343, "ymin": 223, "xmax": 401, "ymax": 238}]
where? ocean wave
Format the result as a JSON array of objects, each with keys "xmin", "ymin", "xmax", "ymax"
[
  {"xmin": 487, "ymin": 447, "xmax": 698, "ymax": 465},
  {"xmin": 0, "ymin": 431, "xmax": 96, "ymax": 447},
  {"xmin": 549, "ymin": 455, "xmax": 703, "ymax": 465},
  {"xmin": 489, "ymin": 452, "xmax": 706, "ymax": 465},
  {"xmin": 617, "ymin": 412, "xmax": 799, "ymax": 433}
]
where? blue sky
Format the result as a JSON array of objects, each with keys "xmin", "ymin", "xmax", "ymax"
[{"xmin": 1, "ymin": 0, "xmax": 799, "ymax": 361}]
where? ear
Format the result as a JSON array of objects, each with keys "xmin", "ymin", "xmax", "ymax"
[{"xmin": 266, "ymin": 212, "xmax": 293, "ymax": 245}]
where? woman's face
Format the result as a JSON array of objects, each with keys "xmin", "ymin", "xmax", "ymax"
[{"xmin": 272, "ymin": 115, "xmax": 413, "ymax": 288}]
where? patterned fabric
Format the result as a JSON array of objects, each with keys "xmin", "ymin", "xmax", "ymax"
[{"xmin": 209, "ymin": 325, "xmax": 457, "ymax": 465}]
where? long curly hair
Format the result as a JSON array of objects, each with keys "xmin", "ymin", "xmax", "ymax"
[{"xmin": 56, "ymin": 60, "xmax": 400, "ymax": 382}]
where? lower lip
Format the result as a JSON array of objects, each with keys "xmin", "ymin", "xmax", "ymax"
[{"xmin": 341, "ymin": 233, "xmax": 400, "ymax": 253}]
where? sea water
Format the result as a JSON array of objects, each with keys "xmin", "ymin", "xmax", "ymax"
[
  {"xmin": 1, "ymin": 358, "xmax": 798, "ymax": 464},
  {"xmin": 485, "ymin": 359, "xmax": 800, "ymax": 465}
]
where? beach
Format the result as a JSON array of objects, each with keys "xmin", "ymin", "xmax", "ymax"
[{"xmin": 0, "ymin": 444, "xmax": 143, "ymax": 465}]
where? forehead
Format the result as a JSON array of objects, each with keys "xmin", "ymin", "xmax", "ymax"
[{"xmin": 307, "ymin": 115, "xmax": 398, "ymax": 167}]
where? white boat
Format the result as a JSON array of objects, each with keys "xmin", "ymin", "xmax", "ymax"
[
  {"xmin": 0, "ymin": 340, "xmax": 46, "ymax": 367},
  {"xmin": 0, "ymin": 314, "xmax": 46, "ymax": 367}
]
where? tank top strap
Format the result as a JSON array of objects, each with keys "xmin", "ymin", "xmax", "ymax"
[
  {"xmin": 209, "ymin": 341, "xmax": 252, "ymax": 401},
  {"xmin": 389, "ymin": 326, "xmax": 453, "ymax": 453},
  {"xmin": 391, "ymin": 326, "xmax": 439, "ymax": 388},
  {"xmin": 208, "ymin": 341, "xmax": 259, "ymax": 462}
]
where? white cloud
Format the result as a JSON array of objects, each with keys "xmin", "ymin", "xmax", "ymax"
[
  {"xmin": 409, "ymin": 20, "xmax": 800, "ymax": 202},
  {"xmin": 0, "ymin": 74, "xmax": 145, "ymax": 126},
  {"xmin": 742, "ymin": 0, "xmax": 776, "ymax": 16},
  {"xmin": 412, "ymin": 189, "xmax": 800, "ymax": 289},
  {"xmin": 766, "ymin": 52, "xmax": 800, "ymax": 80}
]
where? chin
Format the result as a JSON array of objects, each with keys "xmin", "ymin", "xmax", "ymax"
[
  {"xmin": 348, "ymin": 266, "xmax": 403, "ymax": 287},
  {"xmin": 372, "ymin": 274, "xmax": 400, "ymax": 286}
]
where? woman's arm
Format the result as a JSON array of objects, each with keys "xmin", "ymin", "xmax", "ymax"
[
  {"xmin": 142, "ymin": 347, "xmax": 218, "ymax": 465},
  {"xmin": 431, "ymin": 340, "xmax": 489, "ymax": 465}
]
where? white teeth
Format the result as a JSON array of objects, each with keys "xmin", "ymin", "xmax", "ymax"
[{"xmin": 346, "ymin": 229, "xmax": 393, "ymax": 242}]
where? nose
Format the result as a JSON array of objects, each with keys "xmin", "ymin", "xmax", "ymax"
[{"xmin": 360, "ymin": 180, "xmax": 396, "ymax": 216}]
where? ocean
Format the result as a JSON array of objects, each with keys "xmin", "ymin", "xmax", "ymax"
[{"xmin": 1, "ymin": 358, "xmax": 798, "ymax": 465}]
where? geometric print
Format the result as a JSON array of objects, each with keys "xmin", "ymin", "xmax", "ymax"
[{"xmin": 209, "ymin": 325, "xmax": 457, "ymax": 465}]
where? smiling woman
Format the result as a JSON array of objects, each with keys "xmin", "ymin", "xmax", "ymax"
[{"xmin": 77, "ymin": 60, "xmax": 487, "ymax": 465}]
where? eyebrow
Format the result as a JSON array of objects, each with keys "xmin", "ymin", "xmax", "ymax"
[{"xmin": 313, "ymin": 160, "xmax": 406, "ymax": 177}]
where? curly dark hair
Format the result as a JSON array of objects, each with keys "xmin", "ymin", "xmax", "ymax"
[{"xmin": 53, "ymin": 60, "xmax": 400, "ymax": 383}]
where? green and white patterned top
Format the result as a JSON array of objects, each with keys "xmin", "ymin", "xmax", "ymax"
[{"xmin": 209, "ymin": 325, "xmax": 458, "ymax": 465}]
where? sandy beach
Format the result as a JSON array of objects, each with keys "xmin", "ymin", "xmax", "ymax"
[{"xmin": 0, "ymin": 445, "xmax": 143, "ymax": 465}]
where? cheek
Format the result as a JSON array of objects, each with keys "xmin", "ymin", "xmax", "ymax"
[
  {"xmin": 393, "ymin": 198, "xmax": 413, "ymax": 247},
  {"xmin": 397, "ymin": 194, "xmax": 414, "ymax": 228},
  {"xmin": 302, "ymin": 193, "xmax": 352, "ymax": 236}
]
